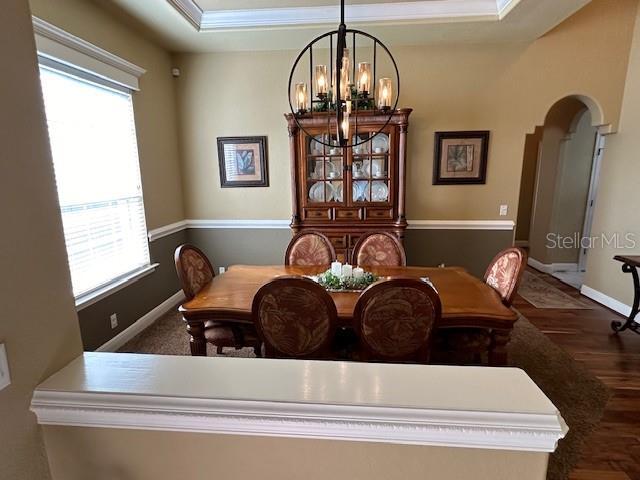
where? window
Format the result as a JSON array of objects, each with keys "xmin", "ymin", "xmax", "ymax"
[{"xmin": 39, "ymin": 59, "xmax": 150, "ymax": 300}]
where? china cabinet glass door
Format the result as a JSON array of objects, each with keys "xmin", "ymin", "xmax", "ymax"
[{"xmin": 305, "ymin": 133, "xmax": 345, "ymax": 205}]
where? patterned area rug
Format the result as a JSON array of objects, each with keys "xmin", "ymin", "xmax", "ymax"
[
  {"xmin": 519, "ymin": 271, "xmax": 593, "ymax": 309},
  {"xmin": 119, "ymin": 308, "xmax": 609, "ymax": 480}
]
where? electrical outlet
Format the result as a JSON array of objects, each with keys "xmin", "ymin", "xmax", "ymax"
[
  {"xmin": 219, "ymin": 267, "xmax": 226, "ymax": 274},
  {"xmin": 0, "ymin": 344, "xmax": 11, "ymax": 391},
  {"xmin": 110, "ymin": 313, "xmax": 118, "ymax": 329},
  {"xmin": 499, "ymin": 205, "xmax": 508, "ymax": 216}
]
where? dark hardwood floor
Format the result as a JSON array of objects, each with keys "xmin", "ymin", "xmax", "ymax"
[{"xmin": 515, "ymin": 268, "xmax": 640, "ymax": 480}]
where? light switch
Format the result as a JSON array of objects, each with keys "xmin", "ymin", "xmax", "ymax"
[
  {"xmin": 0, "ymin": 344, "xmax": 11, "ymax": 391},
  {"xmin": 499, "ymin": 205, "xmax": 508, "ymax": 216}
]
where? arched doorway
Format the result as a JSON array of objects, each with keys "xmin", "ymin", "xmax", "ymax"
[{"xmin": 515, "ymin": 96, "xmax": 605, "ymax": 289}]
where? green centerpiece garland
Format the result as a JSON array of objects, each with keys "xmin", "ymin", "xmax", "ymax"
[{"xmin": 316, "ymin": 270, "xmax": 378, "ymax": 291}]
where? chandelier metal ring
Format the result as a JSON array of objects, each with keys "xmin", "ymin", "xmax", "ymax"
[{"xmin": 287, "ymin": 24, "xmax": 400, "ymax": 149}]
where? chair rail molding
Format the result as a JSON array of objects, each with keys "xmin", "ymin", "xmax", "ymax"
[
  {"xmin": 148, "ymin": 219, "xmax": 515, "ymax": 240},
  {"xmin": 407, "ymin": 220, "xmax": 515, "ymax": 230}
]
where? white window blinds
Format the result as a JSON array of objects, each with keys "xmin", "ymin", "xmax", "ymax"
[{"xmin": 39, "ymin": 61, "xmax": 150, "ymax": 299}]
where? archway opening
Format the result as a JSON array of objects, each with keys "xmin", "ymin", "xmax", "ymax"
[{"xmin": 515, "ymin": 96, "xmax": 603, "ymax": 289}]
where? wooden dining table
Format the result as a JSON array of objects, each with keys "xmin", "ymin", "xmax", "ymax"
[{"xmin": 179, "ymin": 265, "xmax": 518, "ymax": 364}]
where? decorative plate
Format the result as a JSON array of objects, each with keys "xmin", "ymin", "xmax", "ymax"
[
  {"xmin": 371, "ymin": 133, "xmax": 389, "ymax": 153},
  {"xmin": 353, "ymin": 180, "xmax": 370, "ymax": 202},
  {"xmin": 371, "ymin": 181, "xmax": 389, "ymax": 202},
  {"xmin": 309, "ymin": 181, "xmax": 334, "ymax": 202}
]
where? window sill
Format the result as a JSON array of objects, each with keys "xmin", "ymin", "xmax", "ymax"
[{"xmin": 75, "ymin": 263, "xmax": 159, "ymax": 311}]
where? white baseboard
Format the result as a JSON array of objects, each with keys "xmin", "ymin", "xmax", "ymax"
[
  {"xmin": 527, "ymin": 257, "xmax": 553, "ymax": 274},
  {"xmin": 552, "ymin": 263, "xmax": 579, "ymax": 272},
  {"xmin": 527, "ymin": 258, "xmax": 579, "ymax": 274},
  {"xmin": 96, "ymin": 290, "xmax": 185, "ymax": 352},
  {"xmin": 580, "ymin": 285, "xmax": 632, "ymax": 318}
]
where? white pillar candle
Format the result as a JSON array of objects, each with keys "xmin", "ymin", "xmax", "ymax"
[
  {"xmin": 331, "ymin": 261, "xmax": 342, "ymax": 277},
  {"xmin": 353, "ymin": 267, "xmax": 364, "ymax": 279},
  {"xmin": 342, "ymin": 264, "xmax": 353, "ymax": 278}
]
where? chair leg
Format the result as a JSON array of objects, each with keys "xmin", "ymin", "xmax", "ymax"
[
  {"xmin": 254, "ymin": 343, "xmax": 262, "ymax": 358},
  {"xmin": 216, "ymin": 346, "xmax": 224, "ymax": 355},
  {"xmin": 489, "ymin": 330, "xmax": 510, "ymax": 366}
]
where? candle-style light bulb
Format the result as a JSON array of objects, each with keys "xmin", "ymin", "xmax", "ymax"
[
  {"xmin": 295, "ymin": 82, "xmax": 308, "ymax": 113},
  {"xmin": 315, "ymin": 65, "xmax": 328, "ymax": 97},
  {"xmin": 377, "ymin": 77, "xmax": 392, "ymax": 110},
  {"xmin": 357, "ymin": 62, "xmax": 372, "ymax": 95}
]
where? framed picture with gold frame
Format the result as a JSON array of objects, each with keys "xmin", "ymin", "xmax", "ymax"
[
  {"xmin": 217, "ymin": 136, "xmax": 269, "ymax": 188},
  {"xmin": 433, "ymin": 131, "xmax": 489, "ymax": 185}
]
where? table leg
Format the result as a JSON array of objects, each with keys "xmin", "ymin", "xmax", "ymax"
[
  {"xmin": 186, "ymin": 320, "xmax": 207, "ymax": 356},
  {"xmin": 611, "ymin": 263, "xmax": 640, "ymax": 334},
  {"xmin": 489, "ymin": 330, "xmax": 510, "ymax": 367}
]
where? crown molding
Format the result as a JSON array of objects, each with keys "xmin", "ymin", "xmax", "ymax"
[
  {"xmin": 167, "ymin": 0, "xmax": 519, "ymax": 31},
  {"xmin": 32, "ymin": 16, "xmax": 146, "ymax": 78},
  {"xmin": 167, "ymin": 0, "xmax": 203, "ymax": 29}
]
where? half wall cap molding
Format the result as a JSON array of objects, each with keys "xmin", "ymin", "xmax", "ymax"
[{"xmin": 31, "ymin": 389, "xmax": 566, "ymax": 452}]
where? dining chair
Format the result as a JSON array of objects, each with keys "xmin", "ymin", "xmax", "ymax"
[
  {"xmin": 252, "ymin": 276, "xmax": 337, "ymax": 359},
  {"xmin": 175, "ymin": 244, "xmax": 261, "ymax": 356},
  {"xmin": 433, "ymin": 247, "xmax": 527, "ymax": 366},
  {"xmin": 285, "ymin": 230, "xmax": 336, "ymax": 266},
  {"xmin": 484, "ymin": 247, "xmax": 528, "ymax": 307},
  {"xmin": 351, "ymin": 232, "xmax": 406, "ymax": 267},
  {"xmin": 353, "ymin": 278, "xmax": 442, "ymax": 363}
]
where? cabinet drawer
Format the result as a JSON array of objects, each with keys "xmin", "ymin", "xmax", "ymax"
[
  {"xmin": 303, "ymin": 208, "xmax": 332, "ymax": 220},
  {"xmin": 366, "ymin": 208, "xmax": 394, "ymax": 220},
  {"xmin": 335, "ymin": 208, "xmax": 363, "ymax": 221},
  {"xmin": 327, "ymin": 235, "xmax": 347, "ymax": 249}
]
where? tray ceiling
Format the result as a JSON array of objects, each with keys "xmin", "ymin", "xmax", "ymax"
[{"xmin": 104, "ymin": 0, "xmax": 592, "ymax": 52}]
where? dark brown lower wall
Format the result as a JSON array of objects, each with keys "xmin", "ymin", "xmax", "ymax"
[
  {"xmin": 190, "ymin": 227, "xmax": 513, "ymax": 278},
  {"xmin": 81, "ymin": 227, "xmax": 512, "ymax": 350},
  {"xmin": 79, "ymin": 230, "xmax": 187, "ymax": 351},
  {"xmin": 404, "ymin": 229, "xmax": 515, "ymax": 277}
]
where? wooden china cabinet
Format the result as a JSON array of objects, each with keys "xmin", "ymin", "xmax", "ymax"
[{"xmin": 285, "ymin": 108, "xmax": 412, "ymax": 261}]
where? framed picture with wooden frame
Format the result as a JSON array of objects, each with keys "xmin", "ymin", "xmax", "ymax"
[
  {"xmin": 433, "ymin": 131, "xmax": 490, "ymax": 185},
  {"xmin": 217, "ymin": 136, "xmax": 269, "ymax": 188}
]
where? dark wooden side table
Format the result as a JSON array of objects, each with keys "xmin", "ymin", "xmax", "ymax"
[{"xmin": 611, "ymin": 255, "xmax": 640, "ymax": 334}]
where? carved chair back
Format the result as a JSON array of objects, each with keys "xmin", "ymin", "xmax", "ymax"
[
  {"xmin": 351, "ymin": 232, "xmax": 406, "ymax": 267},
  {"xmin": 174, "ymin": 244, "xmax": 215, "ymax": 300},
  {"xmin": 252, "ymin": 276, "xmax": 338, "ymax": 359},
  {"xmin": 285, "ymin": 230, "xmax": 336, "ymax": 266},
  {"xmin": 354, "ymin": 278, "xmax": 441, "ymax": 363},
  {"xmin": 484, "ymin": 247, "xmax": 528, "ymax": 307}
]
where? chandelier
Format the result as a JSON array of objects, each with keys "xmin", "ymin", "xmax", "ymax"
[{"xmin": 287, "ymin": 0, "xmax": 400, "ymax": 148}]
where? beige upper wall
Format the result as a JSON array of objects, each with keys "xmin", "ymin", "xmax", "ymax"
[
  {"xmin": 0, "ymin": 1, "xmax": 83, "ymax": 478},
  {"xmin": 176, "ymin": 0, "xmax": 637, "ymax": 222},
  {"xmin": 29, "ymin": 0, "xmax": 185, "ymax": 230},
  {"xmin": 584, "ymin": 2, "xmax": 640, "ymax": 307}
]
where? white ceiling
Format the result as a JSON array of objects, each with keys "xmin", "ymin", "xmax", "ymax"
[{"xmin": 105, "ymin": 0, "xmax": 592, "ymax": 52}]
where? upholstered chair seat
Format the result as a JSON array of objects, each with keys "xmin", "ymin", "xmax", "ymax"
[
  {"xmin": 175, "ymin": 244, "xmax": 261, "ymax": 356},
  {"xmin": 285, "ymin": 231, "xmax": 336, "ymax": 266},
  {"xmin": 252, "ymin": 276, "xmax": 337, "ymax": 359},
  {"xmin": 353, "ymin": 278, "xmax": 441, "ymax": 363},
  {"xmin": 351, "ymin": 232, "xmax": 406, "ymax": 267}
]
